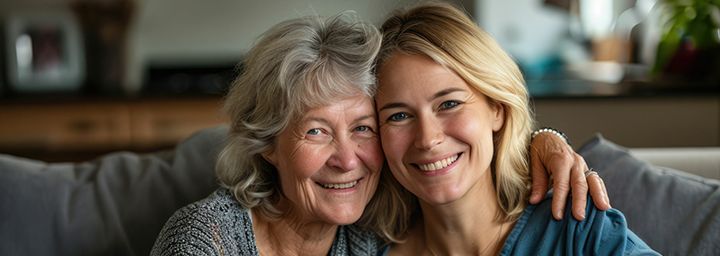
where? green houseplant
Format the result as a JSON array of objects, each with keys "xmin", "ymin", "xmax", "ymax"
[{"xmin": 653, "ymin": 0, "xmax": 720, "ymax": 81}]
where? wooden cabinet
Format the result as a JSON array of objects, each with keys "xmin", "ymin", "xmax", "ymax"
[
  {"xmin": 0, "ymin": 97, "xmax": 226, "ymax": 161},
  {"xmin": 128, "ymin": 100, "xmax": 226, "ymax": 148}
]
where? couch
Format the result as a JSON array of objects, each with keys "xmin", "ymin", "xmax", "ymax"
[
  {"xmin": 577, "ymin": 135, "xmax": 720, "ymax": 255},
  {"xmin": 1, "ymin": 126, "xmax": 719, "ymax": 255}
]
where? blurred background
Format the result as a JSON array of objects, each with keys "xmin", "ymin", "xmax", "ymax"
[{"xmin": 0, "ymin": 0, "xmax": 718, "ymax": 161}]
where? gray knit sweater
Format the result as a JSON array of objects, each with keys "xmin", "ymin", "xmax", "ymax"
[{"xmin": 150, "ymin": 188, "xmax": 381, "ymax": 256}]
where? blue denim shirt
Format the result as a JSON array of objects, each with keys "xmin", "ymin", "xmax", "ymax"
[
  {"xmin": 379, "ymin": 195, "xmax": 659, "ymax": 256},
  {"xmin": 499, "ymin": 195, "xmax": 659, "ymax": 255}
]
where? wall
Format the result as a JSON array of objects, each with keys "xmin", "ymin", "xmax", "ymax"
[
  {"xmin": 131, "ymin": 0, "xmax": 416, "ymax": 63},
  {"xmin": 130, "ymin": 0, "xmax": 420, "ymax": 92},
  {"xmin": 472, "ymin": 0, "xmax": 569, "ymax": 72},
  {"xmin": 1, "ymin": 0, "xmax": 419, "ymax": 93}
]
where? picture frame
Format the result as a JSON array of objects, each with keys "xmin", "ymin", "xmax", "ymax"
[{"xmin": 4, "ymin": 9, "xmax": 85, "ymax": 93}]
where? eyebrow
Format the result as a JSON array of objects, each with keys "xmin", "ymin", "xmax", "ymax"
[
  {"xmin": 352, "ymin": 114, "xmax": 375, "ymax": 124},
  {"xmin": 303, "ymin": 117, "xmax": 331, "ymax": 128},
  {"xmin": 378, "ymin": 87, "xmax": 466, "ymax": 112},
  {"xmin": 378, "ymin": 102, "xmax": 407, "ymax": 112},
  {"xmin": 304, "ymin": 114, "xmax": 375, "ymax": 126},
  {"xmin": 431, "ymin": 87, "xmax": 465, "ymax": 100}
]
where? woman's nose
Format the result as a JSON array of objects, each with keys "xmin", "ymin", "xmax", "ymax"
[
  {"xmin": 327, "ymin": 139, "xmax": 360, "ymax": 172},
  {"xmin": 414, "ymin": 115, "xmax": 444, "ymax": 150}
]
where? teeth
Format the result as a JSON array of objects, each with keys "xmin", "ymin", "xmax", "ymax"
[
  {"xmin": 418, "ymin": 155, "xmax": 458, "ymax": 171},
  {"xmin": 320, "ymin": 180, "xmax": 358, "ymax": 189}
]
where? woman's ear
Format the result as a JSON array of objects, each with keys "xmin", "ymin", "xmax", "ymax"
[{"xmin": 491, "ymin": 102, "xmax": 505, "ymax": 132}]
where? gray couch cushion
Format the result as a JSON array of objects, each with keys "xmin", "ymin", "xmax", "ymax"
[
  {"xmin": 578, "ymin": 134, "xmax": 720, "ymax": 255},
  {"xmin": 0, "ymin": 126, "xmax": 227, "ymax": 256}
]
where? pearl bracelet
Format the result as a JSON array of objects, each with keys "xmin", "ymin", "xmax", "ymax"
[{"xmin": 531, "ymin": 127, "xmax": 570, "ymax": 145}]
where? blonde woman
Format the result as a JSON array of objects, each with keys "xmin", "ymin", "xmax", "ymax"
[{"xmin": 374, "ymin": 2, "xmax": 658, "ymax": 255}]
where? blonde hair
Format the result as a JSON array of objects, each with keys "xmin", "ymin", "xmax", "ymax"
[
  {"xmin": 376, "ymin": 1, "xmax": 534, "ymax": 239},
  {"xmin": 216, "ymin": 12, "xmax": 383, "ymax": 220}
]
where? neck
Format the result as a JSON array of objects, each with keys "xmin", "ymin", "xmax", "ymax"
[
  {"xmin": 418, "ymin": 170, "xmax": 512, "ymax": 256},
  {"xmin": 252, "ymin": 206, "xmax": 338, "ymax": 256}
]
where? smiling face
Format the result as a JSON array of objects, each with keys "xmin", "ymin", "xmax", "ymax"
[
  {"xmin": 376, "ymin": 53, "xmax": 504, "ymax": 205},
  {"xmin": 263, "ymin": 94, "xmax": 383, "ymax": 225}
]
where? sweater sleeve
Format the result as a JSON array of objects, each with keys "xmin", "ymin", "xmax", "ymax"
[
  {"xmin": 150, "ymin": 189, "xmax": 257, "ymax": 256},
  {"xmin": 150, "ymin": 203, "xmax": 225, "ymax": 256}
]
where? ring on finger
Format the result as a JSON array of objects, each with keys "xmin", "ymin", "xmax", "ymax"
[{"xmin": 584, "ymin": 168, "xmax": 599, "ymax": 178}]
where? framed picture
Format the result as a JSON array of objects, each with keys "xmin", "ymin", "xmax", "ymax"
[{"xmin": 4, "ymin": 9, "xmax": 85, "ymax": 93}]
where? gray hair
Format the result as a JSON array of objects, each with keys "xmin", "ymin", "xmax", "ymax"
[{"xmin": 216, "ymin": 12, "xmax": 382, "ymax": 218}]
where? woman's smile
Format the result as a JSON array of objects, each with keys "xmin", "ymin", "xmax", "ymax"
[
  {"xmin": 316, "ymin": 177, "xmax": 362, "ymax": 190},
  {"xmin": 411, "ymin": 153, "xmax": 462, "ymax": 176}
]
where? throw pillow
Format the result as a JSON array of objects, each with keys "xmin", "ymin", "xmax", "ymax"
[{"xmin": 578, "ymin": 134, "xmax": 720, "ymax": 255}]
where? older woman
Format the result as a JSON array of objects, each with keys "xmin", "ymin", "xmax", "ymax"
[
  {"xmin": 374, "ymin": 2, "xmax": 657, "ymax": 255},
  {"xmin": 151, "ymin": 13, "xmax": 385, "ymax": 255},
  {"xmin": 151, "ymin": 9, "xmax": 609, "ymax": 256}
]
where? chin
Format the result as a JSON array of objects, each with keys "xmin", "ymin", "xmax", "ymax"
[
  {"xmin": 319, "ymin": 199, "xmax": 370, "ymax": 225},
  {"xmin": 323, "ymin": 208, "xmax": 364, "ymax": 225},
  {"xmin": 417, "ymin": 186, "xmax": 466, "ymax": 205}
]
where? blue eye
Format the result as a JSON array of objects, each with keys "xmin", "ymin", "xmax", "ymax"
[
  {"xmin": 440, "ymin": 100, "xmax": 460, "ymax": 110},
  {"xmin": 354, "ymin": 125, "xmax": 370, "ymax": 132},
  {"xmin": 388, "ymin": 112, "xmax": 409, "ymax": 122},
  {"xmin": 307, "ymin": 128, "xmax": 322, "ymax": 135}
]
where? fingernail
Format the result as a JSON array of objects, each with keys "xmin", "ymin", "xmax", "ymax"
[
  {"xmin": 606, "ymin": 196, "xmax": 612, "ymax": 208},
  {"xmin": 602, "ymin": 191, "xmax": 611, "ymax": 208}
]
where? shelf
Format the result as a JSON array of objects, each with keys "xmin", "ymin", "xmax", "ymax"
[{"xmin": 0, "ymin": 97, "xmax": 226, "ymax": 162}]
